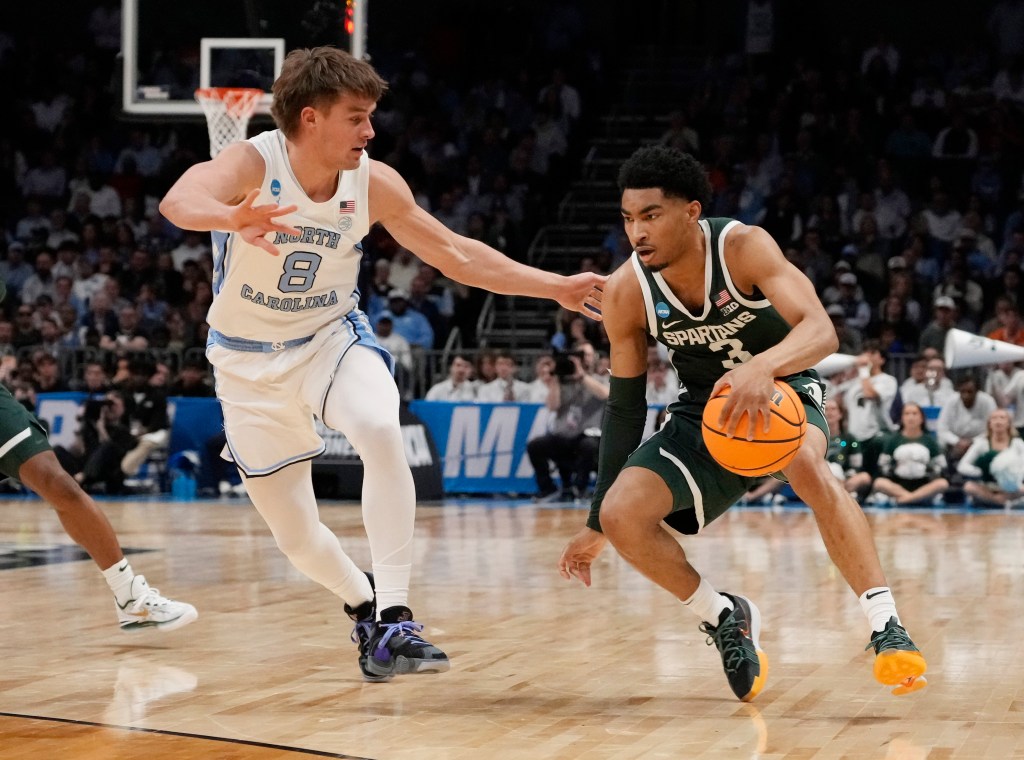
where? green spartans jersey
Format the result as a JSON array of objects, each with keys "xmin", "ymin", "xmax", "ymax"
[{"xmin": 633, "ymin": 217, "xmax": 796, "ymax": 407}]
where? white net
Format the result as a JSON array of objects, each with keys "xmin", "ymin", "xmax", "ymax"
[{"xmin": 195, "ymin": 87, "xmax": 263, "ymax": 158}]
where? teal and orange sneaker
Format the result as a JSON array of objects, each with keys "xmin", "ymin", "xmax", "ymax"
[
  {"xmin": 866, "ymin": 617, "xmax": 927, "ymax": 695},
  {"xmin": 699, "ymin": 593, "xmax": 768, "ymax": 702}
]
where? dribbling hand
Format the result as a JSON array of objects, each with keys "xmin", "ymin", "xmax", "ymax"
[
  {"xmin": 230, "ymin": 189, "xmax": 302, "ymax": 256},
  {"xmin": 558, "ymin": 527, "xmax": 607, "ymax": 587},
  {"xmin": 710, "ymin": 358, "xmax": 775, "ymax": 440}
]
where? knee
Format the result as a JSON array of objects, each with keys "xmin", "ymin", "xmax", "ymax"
[
  {"xmin": 271, "ymin": 520, "xmax": 318, "ymax": 557},
  {"xmin": 344, "ymin": 417, "xmax": 402, "ymax": 457},
  {"xmin": 788, "ymin": 445, "xmax": 841, "ymax": 486},
  {"xmin": 33, "ymin": 463, "xmax": 90, "ymax": 514},
  {"xmin": 600, "ymin": 491, "xmax": 651, "ymax": 545},
  {"xmin": 600, "ymin": 502, "xmax": 630, "ymax": 544}
]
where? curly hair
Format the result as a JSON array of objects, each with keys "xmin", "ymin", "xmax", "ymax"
[{"xmin": 617, "ymin": 145, "xmax": 711, "ymax": 209}]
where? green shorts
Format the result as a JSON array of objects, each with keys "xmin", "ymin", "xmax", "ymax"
[
  {"xmin": 623, "ymin": 370, "xmax": 828, "ymax": 535},
  {"xmin": 0, "ymin": 385, "xmax": 53, "ymax": 479}
]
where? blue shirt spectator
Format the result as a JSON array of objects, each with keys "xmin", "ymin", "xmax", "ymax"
[{"xmin": 379, "ymin": 289, "xmax": 434, "ymax": 350}]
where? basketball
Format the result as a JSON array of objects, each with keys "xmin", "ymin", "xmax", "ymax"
[{"xmin": 701, "ymin": 381, "xmax": 807, "ymax": 477}]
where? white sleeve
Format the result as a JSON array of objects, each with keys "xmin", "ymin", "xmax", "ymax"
[{"xmin": 956, "ymin": 437, "xmax": 988, "ymax": 478}]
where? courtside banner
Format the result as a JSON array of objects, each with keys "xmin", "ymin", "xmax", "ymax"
[
  {"xmin": 410, "ymin": 401, "xmax": 664, "ymax": 494},
  {"xmin": 313, "ymin": 402, "xmax": 443, "ymax": 500},
  {"xmin": 409, "ymin": 401, "xmax": 551, "ymax": 493},
  {"xmin": 37, "ymin": 393, "xmax": 204, "ymax": 453},
  {"xmin": 35, "ymin": 392, "xmax": 88, "ymax": 450}
]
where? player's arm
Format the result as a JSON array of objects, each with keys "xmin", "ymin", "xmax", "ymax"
[
  {"xmin": 584, "ymin": 267, "xmax": 649, "ymax": 533},
  {"xmin": 369, "ymin": 160, "xmax": 605, "ymax": 320},
  {"xmin": 159, "ymin": 143, "xmax": 300, "ymax": 256},
  {"xmin": 559, "ymin": 268, "xmax": 647, "ymax": 585},
  {"xmin": 711, "ymin": 224, "xmax": 838, "ymax": 438}
]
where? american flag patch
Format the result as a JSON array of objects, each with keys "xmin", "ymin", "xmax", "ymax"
[
  {"xmin": 339, "ymin": 200, "xmax": 356, "ymax": 214},
  {"xmin": 714, "ymin": 289, "xmax": 731, "ymax": 307}
]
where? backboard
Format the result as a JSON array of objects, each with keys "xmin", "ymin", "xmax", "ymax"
[{"xmin": 121, "ymin": 0, "xmax": 352, "ymax": 117}]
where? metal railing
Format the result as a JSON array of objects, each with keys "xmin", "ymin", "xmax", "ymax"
[{"xmin": 7, "ymin": 344, "xmax": 209, "ymax": 383}]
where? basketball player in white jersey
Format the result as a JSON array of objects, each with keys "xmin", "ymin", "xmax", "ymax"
[{"xmin": 160, "ymin": 46, "xmax": 605, "ymax": 681}]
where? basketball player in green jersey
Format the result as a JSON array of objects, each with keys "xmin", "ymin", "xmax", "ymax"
[
  {"xmin": 0, "ymin": 280, "xmax": 196, "ymax": 633},
  {"xmin": 558, "ymin": 145, "xmax": 926, "ymax": 701}
]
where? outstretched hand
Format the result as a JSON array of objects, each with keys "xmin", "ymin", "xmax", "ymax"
[
  {"xmin": 558, "ymin": 272, "xmax": 607, "ymax": 322},
  {"xmin": 228, "ymin": 189, "xmax": 301, "ymax": 256},
  {"xmin": 558, "ymin": 526, "xmax": 608, "ymax": 587}
]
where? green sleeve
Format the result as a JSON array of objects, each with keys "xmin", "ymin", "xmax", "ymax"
[{"xmin": 586, "ymin": 373, "xmax": 648, "ymax": 532}]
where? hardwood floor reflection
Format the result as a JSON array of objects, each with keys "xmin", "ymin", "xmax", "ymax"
[{"xmin": 0, "ymin": 496, "xmax": 1022, "ymax": 759}]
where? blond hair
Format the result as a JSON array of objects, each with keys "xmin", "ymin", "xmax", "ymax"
[
  {"xmin": 270, "ymin": 46, "xmax": 388, "ymax": 137},
  {"xmin": 987, "ymin": 407, "xmax": 1019, "ymax": 440}
]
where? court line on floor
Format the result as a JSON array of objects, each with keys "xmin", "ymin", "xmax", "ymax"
[{"xmin": 0, "ymin": 711, "xmax": 374, "ymax": 759}]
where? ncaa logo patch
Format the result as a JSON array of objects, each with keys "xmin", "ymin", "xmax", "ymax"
[
  {"xmin": 270, "ymin": 179, "xmax": 281, "ymax": 196},
  {"xmin": 655, "ymin": 302, "xmax": 671, "ymax": 318}
]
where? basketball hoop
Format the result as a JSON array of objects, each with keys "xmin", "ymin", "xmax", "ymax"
[{"xmin": 195, "ymin": 87, "xmax": 264, "ymax": 158}]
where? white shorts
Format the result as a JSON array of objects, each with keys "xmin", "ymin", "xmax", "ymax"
[{"xmin": 207, "ymin": 310, "xmax": 393, "ymax": 477}]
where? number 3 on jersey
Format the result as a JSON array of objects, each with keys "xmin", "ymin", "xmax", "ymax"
[
  {"xmin": 278, "ymin": 251, "xmax": 322, "ymax": 293},
  {"xmin": 708, "ymin": 338, "xmax": 754, "ymax": 369}
]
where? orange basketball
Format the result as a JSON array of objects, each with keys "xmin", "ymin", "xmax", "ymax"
[{"xmin": 701, "ymin": 381, "xmax": 807, "ymax": 477}]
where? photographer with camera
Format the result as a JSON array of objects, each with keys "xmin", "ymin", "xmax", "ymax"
[
  {"xmin": 53, "ymin": 390, "xmax": 137, "ymax": 494},
  {"xmin": 527, "ymin": 341, "xmax": 609, "ymax": 501},
  {"xmin": 116, "ymin": 359, "xmax": 171, "ymax": 480}
]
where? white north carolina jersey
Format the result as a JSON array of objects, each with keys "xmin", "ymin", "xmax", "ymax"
[{"xmin": 207, "ymin": 129, "xmax": 371, "ymax": 342}]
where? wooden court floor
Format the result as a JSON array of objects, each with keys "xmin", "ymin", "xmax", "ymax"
[{"xmin": 0, "ymin": 495, "xmax": 1022, "ymax": 759}]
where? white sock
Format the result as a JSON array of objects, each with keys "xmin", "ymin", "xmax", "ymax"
[
  {"xmin": 860, "ymin": 587, "xmax": 899, "ymax": 632},
  {"xmin": 371, "ymin": 563, "xmax": 412, "ymax": 617},
  {"xmin": 682, "ymin": 578, "xmax": 733, "ymax": 624},
  {"xmin": 325, "ymin": 565, "xmax": 374, "ymax": 609},
  {"xmin": 102, "ymin": 559, "xmax": 135, "ymax": 605}
]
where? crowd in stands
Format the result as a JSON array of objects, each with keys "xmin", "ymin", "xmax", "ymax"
[
  {"xmin": 741, "ymin": 340, "xmax": 1024, "ymax": 508},
  {"xmin": 0, "ymin": 1, "xmax": 607, "ymax": 401},
  {"xmin": 4, "ymin": 2, "xmax": 1024, "ymax": 503}
]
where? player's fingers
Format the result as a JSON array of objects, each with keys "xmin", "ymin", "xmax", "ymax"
[
  {"xmin": 267, "ymin": 220, "xmax": 302, "ymax": 236},
  {"xmin": 252, "ymin": 236, "xmax": 281, "ymax": 256},
  {"xmin": 558, "ymin": 549, "xmax": 573, "ymax": 579},
  {"xmin": 568, "ymin": 561, "xmax": 589, "ymax": 586},
  {"xmin": 578, "ymin": 564, "xmax": 592, "ymax": 587},
  {"xmin": 762, "ymin": 407, "xmax": 772, "ymax": 433},
  {"xmin": 745, "ymin": 410, "xmax": 758, "ymax": 441},
  {"xmin": 266, "ymin": 203, "xmax": 298, "ymax": 217},
  {"xmin": 240, "ymin": 188, "xmax": 261, "ymax": 208},
  {"xmin": 718, "ymin": 398, "xmax": 737, "ymax": 436},
  {"xmin": 251, "ymin": 202, "xmax": 296, "ymax": 216}
]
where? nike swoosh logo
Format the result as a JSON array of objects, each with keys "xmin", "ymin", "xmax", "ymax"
[
  {"xmin": 662, "ymin": 320, "xmax": 683, "ymax": 330},
  {"xmin": 865, "ymin": 590, "xmax": 889, "ymax": 600},
  {"xmin": 124, "ymin": 609, "xmax": 150, "ymax": 618}
]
